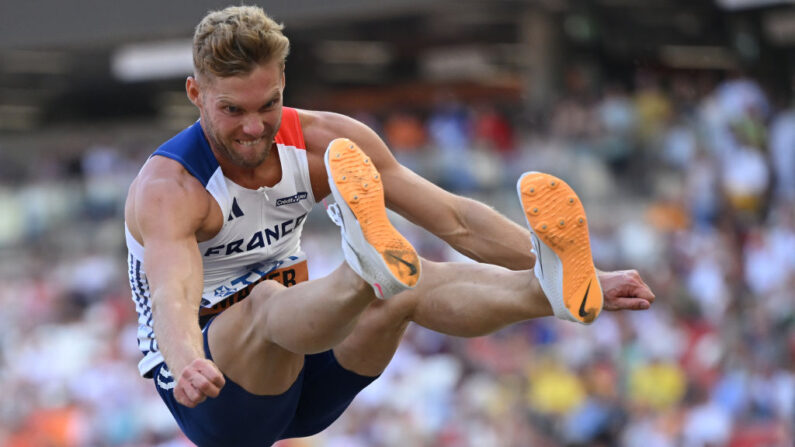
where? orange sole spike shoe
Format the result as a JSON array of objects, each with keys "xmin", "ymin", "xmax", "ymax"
[
  {"xmin": 517, "ymin": 172, "xmax": 603, "ymax": 323},
  {"xmin": 325, "ymin": 138, "xmax": 420, "ymax": 298}
]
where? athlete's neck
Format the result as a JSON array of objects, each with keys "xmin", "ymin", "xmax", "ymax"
[{"xmin": 215, "ymin": 143, "xmax": 283, "ymax": 190}]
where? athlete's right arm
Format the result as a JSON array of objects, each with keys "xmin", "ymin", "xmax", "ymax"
[{"xmin": 132, "ymin": 170, "xmax": 225, "ymax": 408}]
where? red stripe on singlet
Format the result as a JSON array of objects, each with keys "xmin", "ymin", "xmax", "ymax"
[{"xmin": 275, "ymin": 107, "xmax": 306, "ymax": 150}]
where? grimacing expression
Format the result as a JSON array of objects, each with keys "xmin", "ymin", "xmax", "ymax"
[{"xmin": 196, "ymin": 62, "xmax": 285, "ymax": 168}]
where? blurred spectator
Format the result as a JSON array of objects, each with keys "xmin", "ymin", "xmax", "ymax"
[
  {"xmin": 628, "ymin": 358, "xmax": 687, "ymax": 412},
  {"xmin": 472, "ymin": 103, "xmax": 516, "ymax": 156},
  {"xmin": 427, "ymin": 95, "xmax": 479, "ymax": 191},
  {"xmin": 550, "ymin": 95, "xmax": 599, "ymax": 143},
  {"xmin": 720, "ymin": 142, "xmax": 770, "ymax": 219},
  {"xmin": 634, "ymin": 72, "xmax": 673, "ymax": 151},
  {"xmin": 383, "ymin": 110, "xmax": 428, "ymax": 153},
  {"xmin": 383, "ymin": 110, "xmax": 429, "ymax": 176},
  {"xmin": 526, "ymin": 356, "xmax": 587, "ymax": 416},
  {"xmin": 769, "ymin": 102, "xmax": 795, "ymax": 203},
  {"xmin": 596, "ymin": 83, "xmax": 637, "ymax": 173},
  {"xmin": 681, "ymin": 385, "xmax": 732, "ymax": 447}
]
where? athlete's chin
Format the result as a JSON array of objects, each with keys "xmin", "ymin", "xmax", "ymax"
[
  {"xmin": 238, "ymin": 155, "xmax": 268, "ymax": 168},
  {"xmin": 234, "ymin": 148, "xmax": 270, "ymax": 168},
  {"xmin": 225, "ymin": 141, "xmax": 270, "ymax": 166}
]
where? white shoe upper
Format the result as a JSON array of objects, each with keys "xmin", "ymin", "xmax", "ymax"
[
  {"xmin": 518, "ymin": 172, "xmax": 593, "ymax": 324},
  {"xmin": 529, "ymin": 231, "xmax": 577, "ymax": 322},
  {"xmin": 324, "ymin": 147, "xmax": 415, "ymax": 300}
]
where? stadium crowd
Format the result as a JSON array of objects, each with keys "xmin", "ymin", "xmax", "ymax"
[{"xmin": 0, "ymin": 68, "xmax": 792, "ymax": 446}]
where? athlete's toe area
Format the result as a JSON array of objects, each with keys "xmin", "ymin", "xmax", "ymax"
[
  {"xmin": 325, "ymin": 138, "xmax": 420, "ymax": 299},
  {"xmin": 517, "ymin": 171, "xmax": 603, "ymax": 324}
]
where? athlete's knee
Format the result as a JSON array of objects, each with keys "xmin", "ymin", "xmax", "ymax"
[
  {"xmin": 249, "ymin": 279, "xmax": 287, "ymax": 303},
  {"xmin": 359, "ymin": 295, "xmax": 415, "ymax": 331},
  {"xmin": 237, "ymin": 280, "xmax": 286, "ymax": 323}
]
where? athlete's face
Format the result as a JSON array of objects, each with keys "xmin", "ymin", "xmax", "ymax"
[{"xmin": 188, "ymin": 61, "xmax": 284, "ymax": 168}]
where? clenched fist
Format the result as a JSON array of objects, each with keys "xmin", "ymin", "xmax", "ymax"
[{"xmin": 174, "ymin": 358, "xmax": 226, "ymax": 408}]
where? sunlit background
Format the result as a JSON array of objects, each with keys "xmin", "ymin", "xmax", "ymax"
[{"xmin": 0, "ymin": 0, "xmax": 793, "ymax": 446}]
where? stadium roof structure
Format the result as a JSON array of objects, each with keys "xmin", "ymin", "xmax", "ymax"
[{"xmin": 0, "ymin": 0, "xmax": 792, "ymax": 129}]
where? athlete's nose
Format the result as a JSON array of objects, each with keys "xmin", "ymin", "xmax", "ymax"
[{"xmin": 241, "ymin": 115, "xmax": 265, "ymax": 137}]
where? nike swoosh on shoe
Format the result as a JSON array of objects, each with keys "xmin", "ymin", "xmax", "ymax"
[
  {"xmin": 578, "ymin": 280, "xmax": 591, "ymax": 318},
  {"xmin": 387, "ymin": 253, "xmax": 418, "ymax": 276}
]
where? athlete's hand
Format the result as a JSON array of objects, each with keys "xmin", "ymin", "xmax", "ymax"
[
  {"xmin": 598, "ymin": 269, "xmax": 655, "ymax": 311},
  {"xmin": 174, "ymin": 358, "xmax": 226, "ymax": 408}
]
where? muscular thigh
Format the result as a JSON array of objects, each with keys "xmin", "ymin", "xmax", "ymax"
[{"xmin": 207, "ymin": 280, "xmax": 304, "ymax": 395}]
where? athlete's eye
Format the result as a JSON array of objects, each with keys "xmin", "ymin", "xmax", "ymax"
[{"xmin": 224, "ymin": 105, "xmax": 240, "ymax": 114}]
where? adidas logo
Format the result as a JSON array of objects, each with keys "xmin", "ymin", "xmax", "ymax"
[{"xmin": 227, "ymin": 198, "xmax": 244, "ymax": 221}]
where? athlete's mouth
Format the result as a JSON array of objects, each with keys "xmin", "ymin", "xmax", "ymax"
[{"xmin": 236, "ymin": 137, "xmax": 264, "ymax": 147}]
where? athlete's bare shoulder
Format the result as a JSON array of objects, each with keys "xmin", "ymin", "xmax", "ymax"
[
  {"xmin": 125, "ymin": 155, "xmax": 219, "ymax": 244},
  {"xmin": 293, "ymin": 109, "xmax": 352, "ymax": 200},
  {"xmin": 294, "ymin": 109, "xmax": 359, "ymax": 154},
  {"xmin": 294, "ymin": 108, "xmax": 396, "ymax": 200}
]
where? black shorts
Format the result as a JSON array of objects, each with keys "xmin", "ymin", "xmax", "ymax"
[{"xmin": 153, "ymin": 317, "xmax": 377, "ymax": 446}]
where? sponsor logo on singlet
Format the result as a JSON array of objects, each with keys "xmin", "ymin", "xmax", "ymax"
[{"xmin": 275, "ymin": 192, "xmax": 308, "ymax": 207}]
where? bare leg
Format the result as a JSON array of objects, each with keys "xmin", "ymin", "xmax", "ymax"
[
  {"xmin": 410, "ymin": 260, "xmax": 550, "ymax": 336},
  {"xmin": 334, "ymin": 258, "xmax": 550, "ymax": 376},
  {"xmin": 208, "ymin": 257, "xmax": 548, "ymax": 393},
  {"xmin": 208, "ymin": 262, "xmax": 376, "ymax": 395}
]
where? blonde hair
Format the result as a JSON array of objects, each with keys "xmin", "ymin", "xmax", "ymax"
[{"xmin": 193, "ymin": 5, "xmax": 290, "ymax": 78}]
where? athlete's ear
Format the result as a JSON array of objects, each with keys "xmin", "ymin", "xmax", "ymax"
[{"xmin": 186, "ymin": 76, "xmax": 201, "ymax": 107}]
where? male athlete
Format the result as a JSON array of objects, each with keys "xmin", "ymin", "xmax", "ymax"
[{"xmin": 124, "ymin": 6, "xmax": 654, "ymax": 446}]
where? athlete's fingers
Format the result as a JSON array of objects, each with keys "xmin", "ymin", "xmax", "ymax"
[
  {"xmin": 195, "ymin": 360, "xmax": 226, "ymax": 390},
  {"xmin": 635, "ymin": 285, "xmax": 655, "ymax": 302},
  {"xmin": 636, "ymin": 273, "xmax": 651, "ymax": 289},
  {"xmin": 186, "ymin": 376, "xmax": 207, "ymax": 404},
  {"xmin": 173, "ymin": 386, "xmax": 186, "ymax": 406},
  {"xmin": 604, "ymin": 297, "xmax": 651, "ymax": 311},
  {"xmin": 600, "ymin": 270, "xmax": 655, "ymax": 305},
  {"xmin": 176, "ymin": 363, "xmax": 214, "ymax": 407},
  {"xmin": 175, "ymin": 387, "xmax": 193, "ymax": 408},
  {"xmin": 174, "ymin": 359, "xmax": 225, "ymax": 404},
  {"xmin": 616, "ymin": 283, "xmax": 655, "ymax": 302},
  {"xmin": 188, "ymin": 382, "xmax": 208, "ymax": 406},
  {"xmin": 192, "ymin": 369, "xmax": 224, "ymax": 398},
  {"xmin": 175, "ymin": 381, "xmax": 205, "ymax": 408},
  {"xmin": 628, "ymin": 273, "xmax": 655, "ymax": 301}
]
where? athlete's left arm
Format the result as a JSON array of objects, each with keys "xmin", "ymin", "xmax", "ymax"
[
  {"xmin": 307, "ymin": 111, "xmax": 534, "ymax": 270},
  {"xmin": 306, "ymin": 111, "xmax": 654, "ymax": 312}
]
